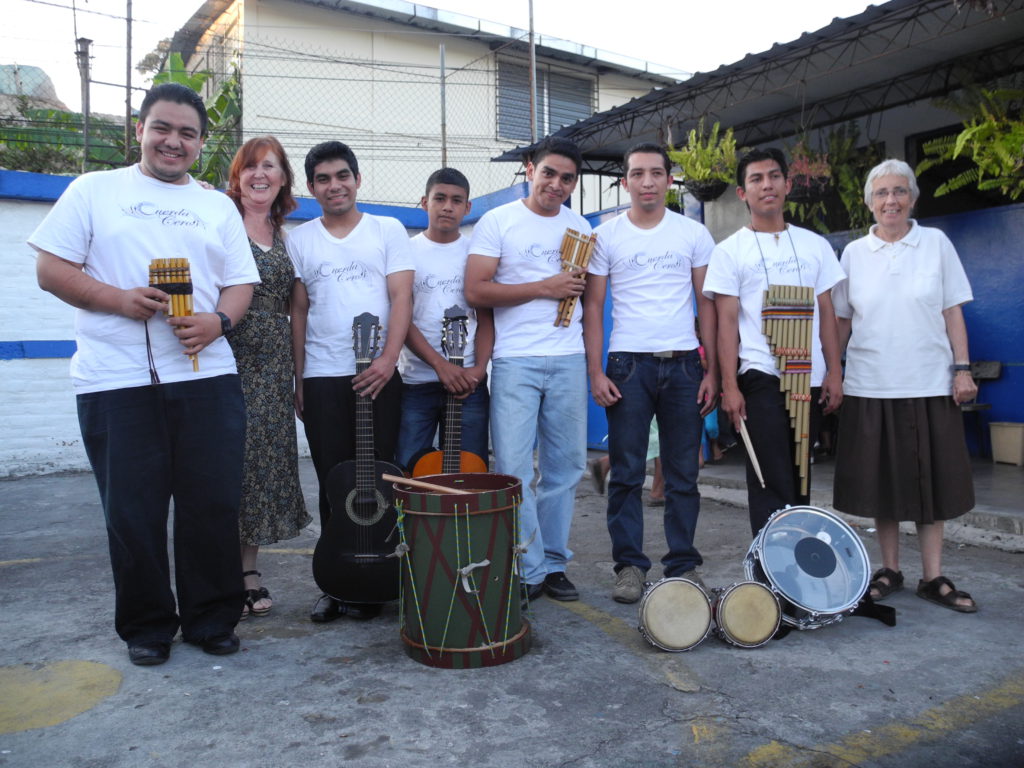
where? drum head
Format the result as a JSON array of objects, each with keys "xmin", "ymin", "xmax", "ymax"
[
  {"xmin": 745, "ymin": 506, "xmax": 869, "ymax": 617},
  {"xmin": 715, "ymin": 582, "xmax": 780, "ymax": 648},
  {"xmin": 638, "ymin": 578, "xmax": 711, "ymax": 652}
]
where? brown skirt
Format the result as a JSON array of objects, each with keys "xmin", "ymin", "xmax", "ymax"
[{"xmin": 833, "ymin": 395, "xmax": 974, "ymax": 523}]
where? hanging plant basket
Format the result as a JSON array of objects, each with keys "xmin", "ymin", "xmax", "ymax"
[
  {"xmin": 683, "ymin": 178, "xmax": 729, "ymax": 202},
  {"xmin": 788, "ymin": 174, "xmax": 830, "ymax": 203}
]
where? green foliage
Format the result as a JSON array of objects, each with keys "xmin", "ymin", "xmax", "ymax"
[
  {"xmin": 667, "ymin": 120, "xmax": 738, "ymax": 183},
  {"xmin": 827, "ymin": 122, "xmax": 882, "ymax": 232},
  {"xmin": 918, "ymin": 86, "xmax": 1024, "ymax": 200},
  {"xmin": 0, "ymin": 95, "xmax": 126, "ymax": 174}
]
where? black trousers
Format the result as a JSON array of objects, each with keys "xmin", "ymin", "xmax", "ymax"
[
  {"xmin": 302, "ymin": 374, "xmax": 403, "ymax": 528},
  {"xmin": 738, "ymin": 370, "xmax": 821, "ymax": 536}
]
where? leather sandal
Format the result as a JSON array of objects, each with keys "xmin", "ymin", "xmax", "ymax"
[
  {"xmin": 243, "ymin": 570, "xmax": 272, "ymax": 617},
  {"xmin": 868, "ymin": 567, "xmax": 904, "ymax": 600},
  {"xmin": 916, "ymin": 575, "xmax": 977, "ymax": 613}
]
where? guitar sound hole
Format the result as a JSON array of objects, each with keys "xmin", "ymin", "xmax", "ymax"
[{"xmin": 345, "ymin": 488, "xmax": 387, "ymax": 526}]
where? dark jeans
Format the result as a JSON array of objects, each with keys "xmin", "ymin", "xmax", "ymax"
[
  {"xmin": 77, "ymin": 375, "xmax": 246, "ymax": 646},
  {"xmin": 394, "ymin": 378, "xmax": 489, "ymax": 471},
  {"xmin": 302, "ymin": 374, "xmax": 403, "ymax": 528},
  {"xmin": 605, "ymin": 350, "xmax": 704, "ymax": 576},
  {"xmin": 738, "ymin": 370, "xmax": 820, "ymax": 535}
]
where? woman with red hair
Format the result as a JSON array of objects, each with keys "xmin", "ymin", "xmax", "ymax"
[{"xmin": 226, "ymin": 137, "xmax": 310, "ymax": 618}]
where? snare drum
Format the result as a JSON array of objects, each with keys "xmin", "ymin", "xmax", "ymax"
[
  {"xmin": 637, "ymin": 578, "xmax": 712, "ymax": 652},
  {"xmin": 744, "ymin": 506, "xmax": 869, "ymax": 630},
  {"xmin": 712, "ymin": 581, "xmax": 781, "ymax": 648}
]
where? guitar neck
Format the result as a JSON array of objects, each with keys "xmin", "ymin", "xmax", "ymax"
[
  {"xmin": 441, "ymin": 355, "xmax": 464, "ymax": 475},
  {"xmin": 355, "ymin": 361, "xmax": 376, "ymax": 490}
]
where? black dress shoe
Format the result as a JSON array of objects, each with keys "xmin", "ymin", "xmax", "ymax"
[
  {"xmin": 310, "ymin": 594, "xmax": 343, "ymax": 623},
  {"xmin": 340, "ymin": 602, "xmax": 383, "ymax": 620},
  {"xmin": 128, "ymin": 642, "xmax": 170, "ymax": 666},
  {"xmin": 543, "ymin": 571, "xmax": 579, "ymax": 601},
  {"xmin": 200, "ymin": 633, "xmax": 240, "ymax": 656}
]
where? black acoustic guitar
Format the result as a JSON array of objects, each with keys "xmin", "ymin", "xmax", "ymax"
[
  {"xmin": 312, "ymin": 312, "xmax": 401, "ymax": 604},
  {"xmin": 410, "ymin": 305, "xmax": 488, "ymax": 477}
]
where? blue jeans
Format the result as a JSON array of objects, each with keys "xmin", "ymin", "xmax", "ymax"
[
  {"xmin": 395, "ymin": 379, "xmax": 490, "ymax": 471},
  {"xmin": 605, "ymin": 351, "xmax": 704, "ymax": 576},
  {"xmin": 77, "ymin": 375, "xmax": 246, "ymax": 646},
  {"xmin": 490, "ymin": 355, "xmax": 587, "ymax": 585}
]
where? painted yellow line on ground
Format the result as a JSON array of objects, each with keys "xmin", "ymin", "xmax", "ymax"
[
  {"xmin": 262, "ymin": 547, "xmax": 315, "ymax": 555},
  {"xmin": 552, "ymin": 599, "xmax": 703, "ymax": 692},
  {"xmin": 0, "ymin": 661, "xmax": 122, "ymax": 735},
  {"xmin": 742, "ymin": 670, "xmax": 1024, "ymax": 767},
  {"xmin": 0, "ymin": 558, "xmax": 44, "ymax": 567}
]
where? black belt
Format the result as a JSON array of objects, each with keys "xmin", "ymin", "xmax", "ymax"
[{"xmin": 248, "ymin": 296, "xmax": 288, "ymax": 314}]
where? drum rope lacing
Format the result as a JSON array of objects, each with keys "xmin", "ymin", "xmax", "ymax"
[{"xmin": 394, "ymin": 500, "xmax": 433, "ymax": 659}]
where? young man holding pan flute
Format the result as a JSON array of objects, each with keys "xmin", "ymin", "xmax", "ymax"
[
  {"xmin": 464, "ymin": 137, "xmax": 590, "ymax": 606},
  {"xmin": 703, "ymin": 147, "xmax": 844, "ymax": 536},
  {"xmin": 584, "ymin": 142, "xmax": 719, "ymax": 605},
  {"xmin": 30, "ymin": 83, "xmax": 259, "ymax": 666}
]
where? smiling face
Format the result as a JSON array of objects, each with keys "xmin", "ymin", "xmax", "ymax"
[
  {"xmin": 736, "ymin": 158, "xmax": 791, "ymax": 221},
  {"xmin": 238, "ymin": 149, "xmax": 285, "ymax": 212},
  {"xmin": 135, "ymin": 99, "xmax": 204, "ymax": 185},
  {"xmin": 623, "ymin": 151, "xmax": 671, "ymax": 214},
  {"xmin": 869, "ymin": 172, "xmax": 914, "ymax": 231},
  {"xmin": 308, "ymin": 157, "xmax": 361, "ymax": 218},
  {"xmin": 525, "ymin": 153, "xmax": 579, "ymax": 216}
]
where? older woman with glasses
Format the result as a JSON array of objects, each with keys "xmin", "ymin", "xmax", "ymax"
[{"xmin": 831, "ymin": 158, "xmax": 978, "ymax": 613}]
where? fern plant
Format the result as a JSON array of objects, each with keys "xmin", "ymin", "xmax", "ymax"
[{"xmin": 918, "ymin": 87, "xmax": 1024, "ymax": 200}]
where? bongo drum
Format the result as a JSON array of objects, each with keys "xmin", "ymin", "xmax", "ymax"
[
  {"xmin": 637, "ymin": 578, "xmax": 712, "ymax": 652},
  {"xmin": 392, "ymin": 473, "xmax": 531, "ymax": 669},
  {"xmin": 712, "ymin": 581, "xmax": 781, "ymax": 648},
  {"xmin": 744, "ymin": 506, "xmax": 870, "ymax": 630}
]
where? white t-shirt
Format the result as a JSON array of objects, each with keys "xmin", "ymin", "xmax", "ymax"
[
  {"xmin": 28, "ymin": 165, "xmax": 258, "ymax": 394},
  {"xmin": 399, "ymin": 233, "xmax": 479, "ymax": 384},
  {"xmin": 832, "ymin": 220, "xmax": 973, "ymax": 398},
  {"xmin": 288, "ymin": 213, "xmax": 414, "ymax": 378},
  {"xmin": 468, "ymin": 199, "xmax": 590, "ymax": 358},
  {"xmin": 703, "ymin": 225, "xmax": 844, "ymax": 387},
  {"xmin": 590, "ymin": 209, "xmax": 714, "ymax": 352}
]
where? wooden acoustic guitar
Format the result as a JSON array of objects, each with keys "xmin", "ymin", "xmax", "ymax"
[
  {"xmin": 313, "ymin": 312, "xmax": 401, "ymax": 604},
  {"xmin": 410, "ymin": 305, "xmax": 488, "ymax": 477}
]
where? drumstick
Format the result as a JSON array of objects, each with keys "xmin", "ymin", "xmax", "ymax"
[
  {"xmin": 737, "ymin": 420, "xmax": 766, "ymax": 489},
  {"xmin": 382, "ymin": 473, "xmax": 474, "ymax": 495}
]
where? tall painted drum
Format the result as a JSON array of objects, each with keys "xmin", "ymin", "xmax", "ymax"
[{"xmin": 392, "ymin": 473, "xmax": 531, "ymax": 669}]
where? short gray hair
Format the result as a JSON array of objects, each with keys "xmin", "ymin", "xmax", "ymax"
[{"xmin": 863, "ymin": 158, "xmax": 919, "ymax": 207}]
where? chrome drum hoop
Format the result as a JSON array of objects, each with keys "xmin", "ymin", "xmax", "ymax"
[
  {"xmin": 712, "ymin": 581, "xmax": 781, "ymax": 648},
  {"xmin": 744, "ymin": 506, "xmax": 870, "ymax": 630}
]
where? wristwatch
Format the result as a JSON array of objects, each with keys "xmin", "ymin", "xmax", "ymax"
[{"xmin": 216, "ymin": 311, "xmax": 233, "ymax": 336}]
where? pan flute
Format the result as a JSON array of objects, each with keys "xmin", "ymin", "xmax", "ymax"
[
  {"xmin": 554, "ymin": 228, "xmax": 596, "ymax": 327},
  {"xmin": 149, "ymin": 257, "xmax": 199, "ymax": 372},
  {"xmin": 761, "ymin": 285, "xmax": 814, "ymax": 496}
]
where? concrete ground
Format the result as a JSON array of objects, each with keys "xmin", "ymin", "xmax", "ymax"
[{"xmin": 1, "ymin": 451, "xmax": 1023, "ymax": 768}]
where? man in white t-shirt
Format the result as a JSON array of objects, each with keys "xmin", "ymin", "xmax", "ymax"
[
  {"xmin": 703, "ymin": 148, "xmax": 844, "ymax": 534},
  {"xmin": 30, "ymin": 83, "xmax": 259, "ymax": 666},
  {"xmin": 465, "ymin": 137, "xmax": 590, "ymax": 604},
  {"xmin": 584, "ymin": 143, "xmax": 719, "ymax": 604},
  {"xmin": 289, "ymin": 141, "xmax": 414, "ymax": 623},
  {"xmin": 396, "ymin": 168, "xmax": 493, "ymax": 471}
]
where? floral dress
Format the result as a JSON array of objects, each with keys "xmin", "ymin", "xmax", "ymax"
[{"xmin": 227, "ymin": 234, "xmax": 311, "ymax": 545}]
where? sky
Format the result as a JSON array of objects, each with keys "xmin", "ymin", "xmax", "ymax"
[{"xmin": 4, "ymin": 0, "xmax": 873, "ymax": 116}]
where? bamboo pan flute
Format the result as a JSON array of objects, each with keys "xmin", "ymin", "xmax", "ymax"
[
  {"xmin": 149, "ymin": 257, "xmax": 199, "ymax": 372},
  {"xmin": 761, "ymin": 285, "xmax": 814, "ymax": 496},
  {"xmin": 554, "ymin": 228, "xmax": 597, "ymax": 327}
]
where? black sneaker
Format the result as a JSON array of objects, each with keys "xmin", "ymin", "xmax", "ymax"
[
  {"xmin": 520, "ymin": 581, "xmax": 544, "ymax": 609},
  {"xmin": 543, "ymin": 571, "xmax": 579, "ymax": 601}
]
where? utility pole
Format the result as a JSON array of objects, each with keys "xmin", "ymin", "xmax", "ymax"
[
  {"xmin": 76, "ymin": 37, "xmax": 92, "ymax": 174},
  {"xmin": 528, "ymin": 0, "xmax": 537, "ymax": 144},
  {"xmin": 440, "ymin": 44, "xmax": 447, "ymax": 167},
  {"xmin": 125, "ymin": 0, "xmax": 133, "ymax": 164}
]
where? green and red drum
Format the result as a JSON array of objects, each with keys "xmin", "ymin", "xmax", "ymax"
[{"xmin": 392, "ymin": 473, "xmax": 531, "ymax": 669}]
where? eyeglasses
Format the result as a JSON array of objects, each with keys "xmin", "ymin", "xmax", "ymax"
[{"xmin": 872, "ymin": 186, "xmax": 911, "ymax": 200}]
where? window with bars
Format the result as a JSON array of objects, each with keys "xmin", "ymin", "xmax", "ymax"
[{"xmin": 496, "ymin": 58, "xmax": 595, "ymax": 143}]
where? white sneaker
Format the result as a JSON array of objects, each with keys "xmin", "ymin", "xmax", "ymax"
[{"xmin": 612, "ymin": 565, "xmax": 646, "ymax": 604}]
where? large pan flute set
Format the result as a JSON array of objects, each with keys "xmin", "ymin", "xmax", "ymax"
[
  {"xmin": 761, "ymin": 285, "xmax": 815, "ymax": 495},
  {"xmin": 149, "ymin": 257, "xmax": 198, "ymax": 371},
  {"xmin": 554, "ymin": 228, "xmax": 597, "ymax": 327}
]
